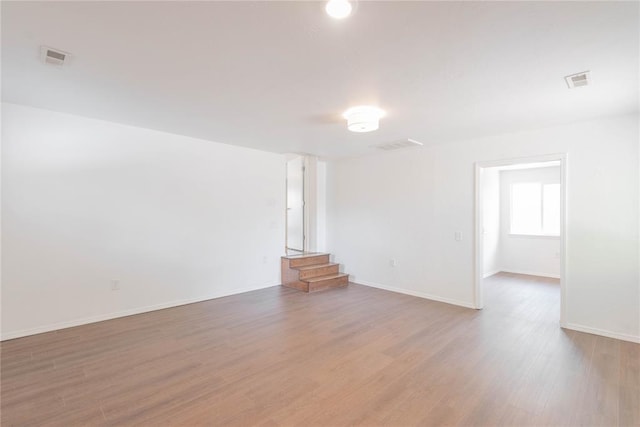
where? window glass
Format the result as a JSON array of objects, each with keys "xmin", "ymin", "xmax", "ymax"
[
  {"xmin": 511, "ymin": 183, "xmax": 542, "ymax": 235},
  {"xmin": 543, "ymin": 184, "xmax": 560, "ymax": 236}
]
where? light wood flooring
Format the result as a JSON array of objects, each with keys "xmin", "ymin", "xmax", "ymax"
[{"xmin": 1, "ymin": 273, "xmax": 638, "ymax": 426}]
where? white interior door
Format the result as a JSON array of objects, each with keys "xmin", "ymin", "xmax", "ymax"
[{"xmin": 286, "ymin": 157, "xmax": 305, "ymax": 251}]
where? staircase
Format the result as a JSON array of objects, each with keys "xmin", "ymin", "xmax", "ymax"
[{"xmin": 281, "ymin": 253, "xmax": 349, "ymax": 292}]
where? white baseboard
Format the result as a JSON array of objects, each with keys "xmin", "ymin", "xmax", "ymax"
[
  {"xmin": 356, "ymin": 281, "xmax": 638, "ymax": 344},
  {"xmin": 1, "ymin": 282, "xmax": 280, "ymax": 341},
  {"xmin": 563, "ymin": 323, "xmax": 640, "ymax": 344},
  {"xmin": 482, "ymin": 269, "xmax": 501, "ymax": 279},
  {"xmin": 354, "ymin": 280, "xmax": 477, "ymax": 309},
  {"xmin": 499, "ymin": 269, "xmax": 560, "ymax": 279}
]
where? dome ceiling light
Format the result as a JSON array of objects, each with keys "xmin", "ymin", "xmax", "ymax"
[
  {"xmin": 343, "ymin": 106, "xmax": 386, "ymax": 133},
  {"xmin": 325, "ymin": 0, "xmax": 352, "ymax": 19}
]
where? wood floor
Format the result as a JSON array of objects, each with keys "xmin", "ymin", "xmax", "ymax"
[{"xmin": 1, "ymin": 273, "xmax": 638, "ymax": 426}]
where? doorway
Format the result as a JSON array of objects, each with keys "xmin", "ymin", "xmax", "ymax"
[
  {"xmin": 286, "ymin": 156, "xmax": 305, "ymax": 253},
  {"xmin": 475, "ymin": 154, "xmax": 567, "ymax": 326}
]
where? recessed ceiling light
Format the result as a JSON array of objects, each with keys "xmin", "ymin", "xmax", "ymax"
[
  {"xmin": 343, "ymin": 106, "xmax": 385, "ymax": 133},
  {"xmin": 326, "ymin": 0, "xmax": 352, "ymax": 19}
]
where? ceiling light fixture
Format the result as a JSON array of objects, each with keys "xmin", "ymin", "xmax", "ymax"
[
  {"xmin": 343, "ymin": 106, "xmax": 385, "ymax": 133},
  {"xmin": 326, "ymin": 0, "xmax": 352, "ymax": 19}
]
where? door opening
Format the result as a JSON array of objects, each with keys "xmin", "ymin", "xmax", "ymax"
[
  {"xmin": 286, "ymin": 156, "xmax": 305, "ymax": 253},
  {"xmin": 475, "ymin": 154, "xmax": 567, "ymax": 326}
]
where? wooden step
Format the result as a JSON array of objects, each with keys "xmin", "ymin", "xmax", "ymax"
[
  {"xmin": 296, "ymin": 263, "xmax": 340, "ymax": 280},
  {"xmin": 282, "ymin": 252, "xmax": 328, "ymax": 259},
  {"xmin": 286, "ymin": 253, "xmax": 330, "ymax": 268},
  {"xmin": 281, "ymin": 253, "xmax": 348, "ymax": 293},
  {"xmin": 304, "ymin": 273, "xmax": 349, "ymax": 293}
]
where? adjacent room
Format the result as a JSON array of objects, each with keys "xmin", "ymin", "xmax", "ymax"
[
  {"xmin": 1, "ymin": 1, "xmax": 639, "ymax": 426},
  {"xmin": 479, "ymin": 160, "xmax": 563, "ymax": 324}
]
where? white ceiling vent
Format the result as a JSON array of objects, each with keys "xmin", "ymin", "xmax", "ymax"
[
  {"xmin": 40, "ymin": 46, "xmax": 70, "ymax": 66},
  {"xmin": 565, "ymin": 71, "xmax": 591, "ymax": 89},
  {"xmin": 374, "ymin": 138, "xmax": 424, "ymax": 151}
]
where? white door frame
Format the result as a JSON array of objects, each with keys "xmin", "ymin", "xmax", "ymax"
[
  {"xmin": 474, "ymin": 153, "xmax": 568, "ymax": 327},
  {"xmin": 285, "ymin": 155, "xmax": 306, "ymax": 252},
  {"xmin": 285, "ymin": 154, "xmax": 321, "ymax": 253}
]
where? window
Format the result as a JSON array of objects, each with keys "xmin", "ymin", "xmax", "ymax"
[{"xmin": 510, "ymin": 182, "xmax": 560, "ymax": 236}]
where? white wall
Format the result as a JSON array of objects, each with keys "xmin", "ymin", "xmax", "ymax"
[
  {"xmin": 1, "ymin": 103, "xmax": 286, "ymax": 340},
  {"xmin": 499, "ymin": 166, "xmax": 561, "ymax": 278},
  {"xmin": 326, "ymin": 114, "xmax": 640, "ymax": 342},
  {"xmin": 482, "ymin": 168, "xmax": 500, "ymax": 277}
]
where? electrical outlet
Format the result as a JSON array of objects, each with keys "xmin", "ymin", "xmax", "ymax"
[
  {"xmin": 390, "ymin": 258, "xmax": 397, "ymax": 267},
  {"xmin": 455, "ymin": 231, "xmax": 463, "ymax": 241},
  {"xmin": 111, "ymin": 280, "xmax": 120, "ymax": 291}
]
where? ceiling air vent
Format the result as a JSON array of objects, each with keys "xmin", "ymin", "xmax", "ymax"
[
  {"xmin": 565, "ymin": 71, "xmax": 591, "ymax": 89},
  {"xmin": 374, "ymin": 138, "xmax": 424, "ymax": 151},
  {"xmin": 40, "ymin": 46, "xmax": 70, "ymax": 66}
]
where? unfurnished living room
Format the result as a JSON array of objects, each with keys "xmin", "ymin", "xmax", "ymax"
[{"xmin": 1, "ymin": 1, "xmax": 639, "ymax": 426}]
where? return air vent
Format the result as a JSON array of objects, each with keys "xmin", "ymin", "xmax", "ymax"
[
  {"xmin": 374, "ymin": 138, "xmax": 424, "ymax": 151},
  {"xmin": 40, "ymin": 46, "xmax": 70, "ymax": 66},
  {"xmin": 565, "ymin": 71, "xmax": 591, "ymax": 89}
]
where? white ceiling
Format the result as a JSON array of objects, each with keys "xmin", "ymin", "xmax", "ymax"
[{"xmin": 2, "ymin": 1, "xmax": 638, "ymax": 158}]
